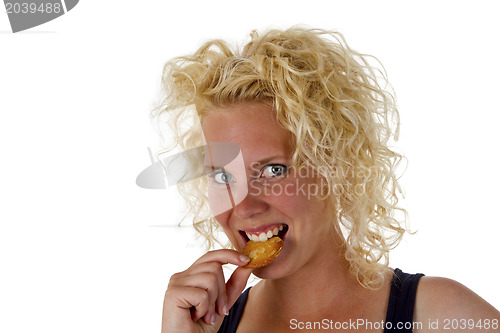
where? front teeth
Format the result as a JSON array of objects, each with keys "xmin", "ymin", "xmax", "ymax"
[{"xmin": 245, "ymin": 225, "xmax": 285, "ymax": 242}]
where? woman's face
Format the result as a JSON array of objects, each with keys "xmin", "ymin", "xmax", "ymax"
[{"xmin": 202, "ymin": 102, "xmax": 338, "ymax": 279}]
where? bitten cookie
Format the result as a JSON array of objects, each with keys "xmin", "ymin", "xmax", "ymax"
[{"xmin": 241, "ymin": 236, "xmax": 283, "ymax": 268}]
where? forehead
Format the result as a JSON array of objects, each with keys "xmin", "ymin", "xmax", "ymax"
[{"xmin": 201, "ymin": 103, "xmax": 294, "ymax": 159}]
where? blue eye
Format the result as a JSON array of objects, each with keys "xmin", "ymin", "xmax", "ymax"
[
  {"xmin": 260, "ymin": 164, "xmax": 288, "ymax": 178},
  {"xmin": 209, "ymin": 170, "xmax": 234, "ymax": 184}
]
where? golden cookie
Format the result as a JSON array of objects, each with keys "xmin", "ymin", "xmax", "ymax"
[{"xmin": 241, "ymin": 236, "xmax": 283, "ymax": 268}]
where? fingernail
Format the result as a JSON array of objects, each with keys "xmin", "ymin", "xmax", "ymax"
[
  {"xmin": 210, "ymin": 314, "xmax": 216, "ymax": 325},
  {"xmin": 223, "ymin": 305, "xmax": 229, "ymax": 316},
  {"xmin": 239, "ymin": 254, "xmax": 250, "ymax": 263}
]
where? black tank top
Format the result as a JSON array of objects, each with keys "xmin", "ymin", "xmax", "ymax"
[{"xmin": 218, "ymin": 268, "xmax": 424, "ymax": 333}]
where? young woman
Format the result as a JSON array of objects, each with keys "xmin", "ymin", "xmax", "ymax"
[{"xmin": 156, "ymin": 27, "xmax": 500, "ymax": 332}]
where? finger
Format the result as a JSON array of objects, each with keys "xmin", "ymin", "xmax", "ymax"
[
  {"xmin": 174, "ymin": 272, "xmax": 220, "ymax": 321},
  {"xmin": 193, "ymin": 249, "xmax": 250, "ymax": 267},
  {"xmin": 163, "ymin": 286, "xmax": 210, "ymax": 323},
  {"xmin": 214, "ymin": 265, "xmax": 228, "ymax": 316},
  {"xmin": 202, "ymin": 304, "xmax": 217, "ymax": 325},
  {"xmin": 185, "ymin": 262, "xmax": 228, "ymax": 316},
  {"xmin": 226, "ymin": 266, "xmax": 253, "ymax": 308}
]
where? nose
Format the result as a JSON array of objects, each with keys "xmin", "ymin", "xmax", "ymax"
[{"xmin": 233, "ymin": 190, "xmax": 269, "ymax": 220}]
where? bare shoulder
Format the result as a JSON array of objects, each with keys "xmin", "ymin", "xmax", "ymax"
[{"xmin": 413, "ymin": 276, "xmax": 500, "ymax": 332}]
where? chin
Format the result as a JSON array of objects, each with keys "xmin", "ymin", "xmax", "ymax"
[{"xmin": 251, "ymin": 252, "xmax": 291, "ymax": 280}]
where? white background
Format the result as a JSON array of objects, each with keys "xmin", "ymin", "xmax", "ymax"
[{"xmin": 1, "ymin": 1, "xmax": 499, "ymax": 332}]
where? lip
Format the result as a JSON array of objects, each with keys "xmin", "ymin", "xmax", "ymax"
[
  {"xmin": 240, "ymin": 223, "xmax": 284, "ymax": 234},
  {"xmin": 238, "ymin": 223, "xmax": 289, "ymax": 245}
]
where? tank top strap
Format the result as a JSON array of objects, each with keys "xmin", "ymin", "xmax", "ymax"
[{"xmin": 384, "ymin": 268, "xmax": 425, "ymax": 332}]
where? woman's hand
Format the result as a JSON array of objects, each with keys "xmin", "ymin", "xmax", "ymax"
[{"xmin": 161, "ymin": 249, "xmax": 253, "ymax": 333}]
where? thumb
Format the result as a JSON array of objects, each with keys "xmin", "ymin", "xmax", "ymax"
[{"xmin": 225, "ymin": 267, "xmax": 253, "ymax": 308}]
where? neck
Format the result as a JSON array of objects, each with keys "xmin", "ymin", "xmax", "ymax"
[{"xmin": 256, "ymin": 232, "xmax": 363, "ymax": 320}]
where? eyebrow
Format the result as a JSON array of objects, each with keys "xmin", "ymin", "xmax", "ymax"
[
  {"xmin": 204, "ymin": 165, "xmax": 222, "ymax": 173},
  {"xmin": 203, "ymin": 155, "xmax": 287, "ymax": 171},
  {"xmin": 251, "ymin": 155, "xmax": 287, "ymax": 166}
]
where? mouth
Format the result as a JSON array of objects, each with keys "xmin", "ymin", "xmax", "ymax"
[{"xmin": 239, "ymin": 223, "xmax": 289, "ymax": 244}]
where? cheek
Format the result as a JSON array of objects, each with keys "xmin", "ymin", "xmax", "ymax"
[
  {"xmin": 277, "ymin": 175, "xmax": 323, "ymax": 202},
  {"xmin": 214, "ymin": 210, "xmax": 231, "ymax": 228},
  {"xmin": 208, "ymin": 185, "xmax": 239, "ymax": 217},
  {"xmin": 272, "ymin": 177, "xmax": 330, "ymax": 222},
  {"xmin": 264, "ymin": 178, "xmax": 311, "ymax": 211}
]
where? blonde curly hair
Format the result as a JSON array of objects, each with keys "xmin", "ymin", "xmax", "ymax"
[{"xmin": 153, "ymin": 26, "xmax": 407, "ymax": 289}]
